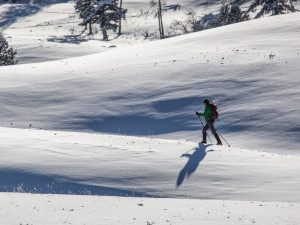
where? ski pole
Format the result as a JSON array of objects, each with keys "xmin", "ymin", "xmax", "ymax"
[
  {"xmin": 216, "ymin": 129, "xmax": 231, "ymax": 147},
  {"xmin": 198, "ymin": 116, "xmax": 212, "ymax": 144}
]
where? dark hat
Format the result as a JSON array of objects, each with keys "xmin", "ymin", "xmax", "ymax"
[{"xmin": 203, "ymin": 99, "xmax": 210, "ymax": 104}]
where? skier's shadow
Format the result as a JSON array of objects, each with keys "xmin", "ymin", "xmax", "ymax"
[{"xmin": 176, "ymin": 143, "xmax": 209, "ymax": 187}]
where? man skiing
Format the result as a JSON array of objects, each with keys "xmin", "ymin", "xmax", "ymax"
[{"xmin": 196, "ymin": 99, "xmax": 222, "ymax": 145}]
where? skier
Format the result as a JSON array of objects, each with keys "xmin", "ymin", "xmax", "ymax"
[{"xmin": 196, "ymin": 99, "xmax": 222, "ymax": 145}]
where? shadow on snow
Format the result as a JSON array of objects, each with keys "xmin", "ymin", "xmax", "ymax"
[
  {"xmin": 0, "ymin": 0, "xmax": 72, "ymax": 31},
  {"xmin": 47, "ymin": 35, "xmax": 89, "ymax": 44},
  {"xmin": 73, "ymin": 115, "xmax": 200, "ymax": 136},
  {"xmin": 176, "ymin": 143, "xmax": 209, "ymax": 187},
  {"xmin": 0, "ymin": 170, "xmax": 152, "ymax": 197},
  {"xmin": 0, "ymin": 4, "xmax": 40, "ymax": 31},
  {"xmin": 70, "ymin": 96, "xmax": 202, "ymax": 135}
]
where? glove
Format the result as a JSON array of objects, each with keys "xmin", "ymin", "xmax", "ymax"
[{"xmin": 196, "ymin": 111, "xmax": 200, "ymax": 116}]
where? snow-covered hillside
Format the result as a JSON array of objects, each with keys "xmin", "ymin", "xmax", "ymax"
[
  {"xmin": 0, "ymin": 0, "xmax": 255, "ymax": 64},
  {"xmin": 0, "ymin": 127, "xmax": 300, "ymax": 224},
  {"xmin": 2, "ymin": 192, "xmax": 300, "ymax": 225},
  {"xmin": 1, "ymin": 12, "xmax": 300, "ymax": 153},
  {"xmin": 0, "ymin": 1, "xmax": 108, "ymax": 63},
  {"xmin": 1, "ymin": 127, "xmax": 300, "ymax": 201},
  {"xmin": 1, "ymin": 1, "xmax": 300, "ymax": 224}
]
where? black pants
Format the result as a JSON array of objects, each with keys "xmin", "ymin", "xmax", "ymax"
[{"xmin": 202, "ymin": 120, "xmax": 217, "ymax": 135}]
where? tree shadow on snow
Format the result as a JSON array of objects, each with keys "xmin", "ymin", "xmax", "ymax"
[
  {"xmin": 0, "ymin": 4, "xmax": 40, "ymax": 31},
  {"xmin": 47, "ymin": 35, "xmax": 89, "ymax": 44},
  {"xmin": 176, "ymin": 143, "xmax": 208, "ymax": 187},
  {"xmin": 188, "ymin": 0, "xmax": 224, "ymax": 7},
  {"xmin": 0, "ymin": 0, "xmax": 72, "ymax": 31}
]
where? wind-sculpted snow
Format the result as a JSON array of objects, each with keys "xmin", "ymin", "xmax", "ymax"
[
  {"xmin": 1, "ymin": 13, "xmax": 300, "ymax": 154},
  {"xmin": 0, "ymin": 2, "xmax": 300, "ymax": 224},
  {"xmin": 1, "ymin": 128, "xmax": 300, "ymax": 201}
]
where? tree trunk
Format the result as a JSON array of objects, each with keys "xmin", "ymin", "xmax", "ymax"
[
  {"xmin": 89, "ymin": 22, "xmax": 92, "ymax": 35},
  {"xmin": 119, "ymin": 0, "xmax": 123, "ymax": 36},
  {"xmin": 158, "ymin": 0, "xmax": 164, "ymax": 39},
  {"xmin": 102, "ymin": 29, "xmax": 108, "ymax": 40},
  {"xmin": 158, "ymin": 11, "xmax": 162, "ymax": 38}
]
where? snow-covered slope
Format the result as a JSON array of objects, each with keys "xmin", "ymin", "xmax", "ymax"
[
  {"xmin": 1, "ymin": 127, "xmax": 300, "ymax": 201},
  {"xmin": 0, "ymin": 127, "xmax": 300, "ymax": 224},
  {"xmin": 0, "ymin": 1, "xmax": 109, "ymax": 63},
  {"xmin": 1, "ymin": 13, "xmax": 300, "ymax": 153},
  {"xmin": 1, "ymin": 2, "xmax": 300, "ymax": 224},
  {"xmin": 2, "ymin": 193, "xmax": 300, "ymax": 225},
  {"xmin": 0, "ymin": 0, "xmax": 262, "ymax": 64}
]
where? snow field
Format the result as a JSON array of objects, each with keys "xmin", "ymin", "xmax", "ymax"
[
  {"xmin": 0, "ymin": 2, "xmax": 111, "ymax": 63},
  {"xmin": 1, "ymin": 1, "xmax": 300, "ymax": 224},
  {"xmin": 1, "ymin": 127, "xmax": 300, "ymax": 202},
  {"xmin": 2, "ymin": 0, "xmax": 289, "ymax": 64},
  {"xmin": 1, "ymin": 192, "xmax": 300, "ymax": 225},
  {"xmin": 1, "ymin": 13, "xmax": 300, "ymax": 153}
]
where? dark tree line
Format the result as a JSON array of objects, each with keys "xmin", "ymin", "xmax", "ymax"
[
  {"xmin": 248, "ymin": 0, "xmax": 299, "ymax": 18},
  {"xmin": 200, "ymin": 0, "xmax": 298, "ymax": 31},
  {"xmin": 211, "ymin": 4, "xmax": 250, "ymax": 28}
]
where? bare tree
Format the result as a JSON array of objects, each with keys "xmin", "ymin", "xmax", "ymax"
[
  {"xmin": 172, "ymin": 10, "xmax": 202, "ymax": 34},
  {"xmin": 172, "ymin": 20, "xmax": 189, "ymax": 33},
  {"xmin": 187, "ymin": 10, "xmax": 199, "ymax": 32},
  {"xmin": 158, "ymin": 0, "xmax": 165, "ymax": 38},
  {"xmin": 150, "ymin": 0, "xmax": 165, "ymax": 39}
]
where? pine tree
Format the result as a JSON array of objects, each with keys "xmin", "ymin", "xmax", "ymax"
[
  {"xmin": 0, "ymin": 33, "xmax": 18, "ymax": 66},
  {"xmin": 248, "ymin": 0, "xmax": 298, "ymax": 18},
  {"xmin": 92, "ymin": 0, "xmax": 127, "ymax": 40},
  {"xmin": 75, "ymin": 0, "xmax": 127, "ymax": 40},
  {"xmin": 75, "ymin": 0, "xmax": 96, "ymax": 35},
  {"xmin": 212, "ymin": 4, "xmax": 249, "ymax": 27}
]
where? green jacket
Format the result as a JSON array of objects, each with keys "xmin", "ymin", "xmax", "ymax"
[{"xmin": 199, "ymin": 105, "xmax": 213, "ymax": 122}]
